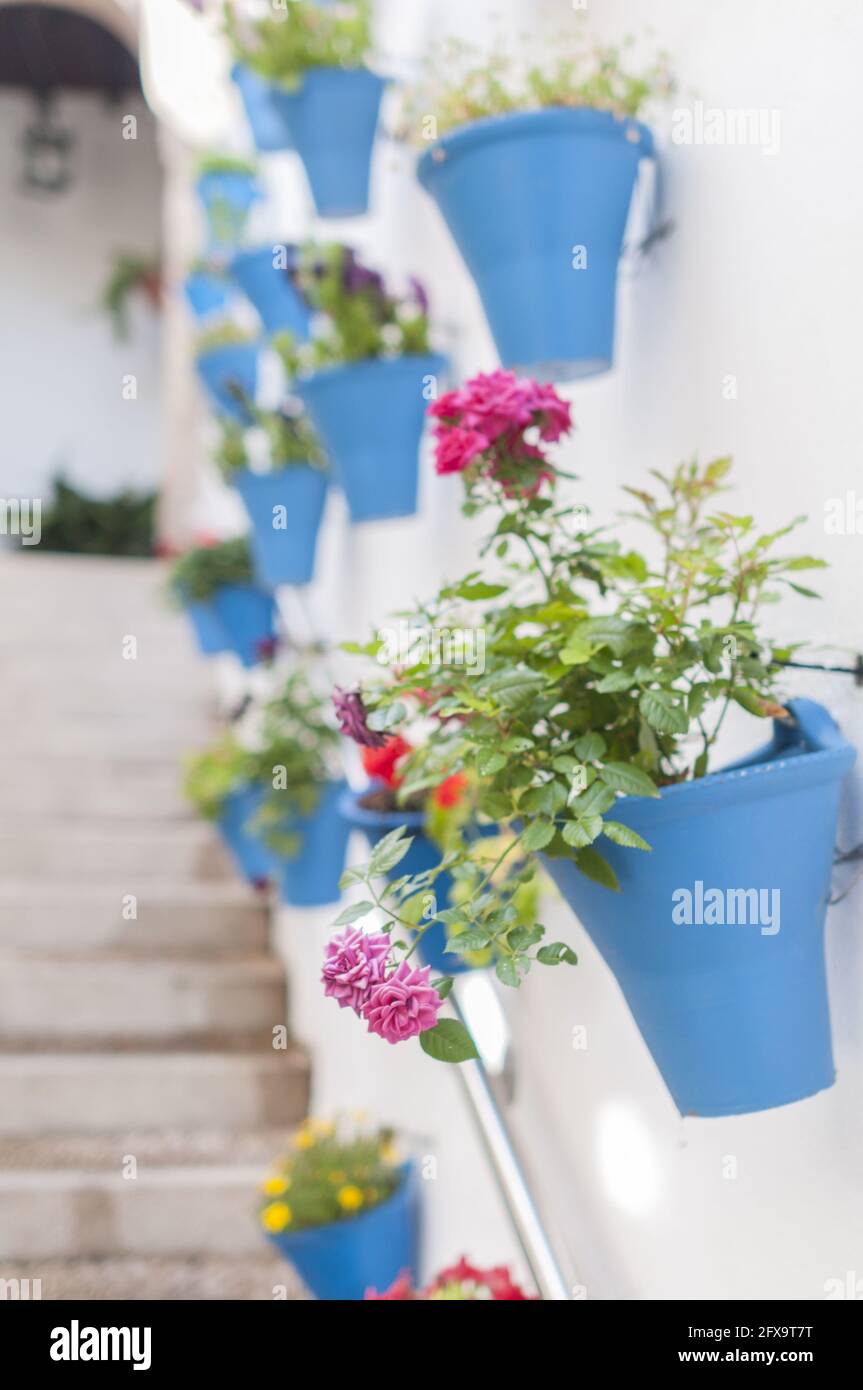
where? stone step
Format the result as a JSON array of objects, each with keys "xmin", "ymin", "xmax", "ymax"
[
  {"xmin": 0, "ymin": 881, "xmax": 268, "ymax": 953},
  {"xmin": 6, "ymin": 724, "xmax": 211, "ymax": 759},
  {"xmin": 0, "ymin": 758, "xmax": 190, "ymax": 819},
  {"xmin": 0, "ymin": 823, "xmax": 235, "ymax": 881},
  {"xmin": 0, "ymin": 956, "xmax": 288, "ymax": 1046},
  {"xmin": 0, "ymin": 1254, "xmax": 303, "ymax": 1300},
  {"xmin": 0, "ymin": 1129, "xmax": 295, "ymax": 1260},
  {"xmin": 0, "ymin": 1052, "xmax": 309, "ymax": 1136}
]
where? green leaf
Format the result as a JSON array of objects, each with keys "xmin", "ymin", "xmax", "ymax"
[
  {"xmin": 536, "ymin": 942, "xmax": 578, "ymax": 967},
  {"xmin": 477, "ymin": 748, "xmax": 508, "ymax": 776},
  {"xmin": 602, "ymin": 821, "xmax": 651, "ymax": 851},
  {"xmin": 560, "ymin": 636, "xmax": 594, "ymax": 666},
  {"xmin": 599, "ymin": 761, "xmax": 660, "ymax": 798},
  {"xmin": 368, "ymin": 827, "xmax": 414, "ymax": 876},
  {"xmin": 575, "ymin": 846, "xmax": 621, "ymax": 892},
  {"xmin": 446, "ymin": 928, "xmax": 493, "ymax": 954},
  {"xmin": 419, "ymin": 1018, "xmax": 479, "ymax": 1063},
  {"xmin": 562, "ymin": 815, "xmax": 603, "ymax": 847},
  {"xmin": 495, "ymin": 956, "xmax": 529, "ymax": 988},
  {"xmin": 433, "ymin": 977, "xmax": 454, "ymax": 1000},
  {"xmin": 595, "ymin": 669, "xmax": 636, "ymax": 693},
  {"xmin": 333, "ymin": 900, "xmax": 376, "ymax": 925},
  {"xmin": 572, "ymin": 733, "xmax": 607, "ymax": 761},
  {"xmin": 448, "ymin": 580, "xmax": 509, "ymax": 600},
  {"xmin": 366, "ymin": 702, "xmax": 406, "ymax": 732},
  {"xmin": 639, "ymin": 689, "xmax": 689, "ymax": 734},
  {"xmin": 520, "ymin": 819, "xmax": 557, "ymax": 852}
]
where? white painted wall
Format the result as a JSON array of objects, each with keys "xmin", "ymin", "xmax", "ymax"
[
  {"xmin": 0, "ymin": 90, "xmax": 161, "ymax": 502},
  {"xmin": 183, "ymin": 0, "xmax": 863, "ymax": 1297}
]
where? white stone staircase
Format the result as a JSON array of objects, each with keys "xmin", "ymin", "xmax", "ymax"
[{"xmin": 0, "ymin": 554, "xmax": 309, "ymax": 1299}]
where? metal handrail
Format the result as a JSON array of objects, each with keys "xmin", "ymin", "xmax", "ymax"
[{"xmin": 450, "ymin": 978, "xmax": 572, "ymax": 1301}]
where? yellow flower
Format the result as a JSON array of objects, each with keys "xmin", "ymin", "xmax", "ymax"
[
  {"xmin": 261, "ymin": 1174, "xmax": 291, "ymax": 1197},
  {"xmin": 309, "ymin": 1118, "xmax": 335, "ymax": 1138},
  {"xmin": 336, "ymin": 1185, "xmax": 364, "ymax": 1212},
  {"xmin": 293, "ymin": 1127, "xmax": 316, "ymax": 1151},
  {"xmin": 380, "ymin": 1142, "xmax": 400, "ymax": 1166},
  {"xmin": 260, "ymin": 1201, "xmax": 292, "ymax": 1233},
  {"xmin": 328, "ymin": 1170, "xmax": 347, "ymax": 1184}
]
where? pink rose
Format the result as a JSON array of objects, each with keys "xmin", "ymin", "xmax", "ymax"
[
  {"xmin": 433, "ymin": 425, "xmax": 488, "ymax": 476},
  {"xmin": 363, "ymin": 960, "xmax": 442, "ymax": 1044},
  {"xmin": 322, "ymin": 927, "xmax": 392, "ymax": 1013}
]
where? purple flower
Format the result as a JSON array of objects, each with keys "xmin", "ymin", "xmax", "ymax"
[
  {"xmin": 363, "ymin": 961, "xmax": 443, "ymax": 1045},
  {"xmin": 322, "ymin": 928, "xmax": 392, "ymax": 1012},
  {"xmin": 408, "ymin": 276, "xmax": 429, "ymax": 316},
  {"xmin": 332, "ymin": 687, "xmax": 386, "ymax": 748},
  {"xmin": 342, "ymin": 249, "xmax": 385, "ymax": 299}
]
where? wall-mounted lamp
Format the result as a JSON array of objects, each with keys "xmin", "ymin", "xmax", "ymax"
[{"xmin": 21, "ymin": 95, "xmax": 74, "ymax": 195}]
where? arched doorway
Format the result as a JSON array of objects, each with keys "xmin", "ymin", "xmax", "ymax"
[{"xmin": 0, "ymin": 1, "xmax": 163, "ymax": 546}]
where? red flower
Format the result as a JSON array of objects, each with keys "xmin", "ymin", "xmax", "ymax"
[
  {"xmin": 361, "ymin": 735, "xmax": 413, "ymax": 788},
  {"xmin": 365, "ymin": 1270, "xmax": 416, "ymax": 1300},
  {"xmin": 432, "ymin": 772, "xmax": 467, "ymax": 808}
]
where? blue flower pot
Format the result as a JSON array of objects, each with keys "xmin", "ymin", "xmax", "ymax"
[
  {"xmin": 195, "ymin": 343, "xmax": 259, "ymax": 423},
  {"xmin": 267, "ymin": 1161, "xmax": 420, "ymax": 1300},
  {"xmin": 184, "ymin": 598, "xmax": 229, "ymax": 656},
  {"xmin": 183, "ymin": 271, "xmax": 230, "ymax": 320},
  {"xmin": 195, "ymin": 169, "xmax": 261, "ymax": 253},
  {"xmin": 269, "ymin": 67, "xmax": 385, "ymax": 217},
  {"xmin": 217, "ymin": 785, "xmax": 273, "ymax": 886},
  {"xmin": 278, "ymin": 779, "xmax": 351, "ymax": 908},
  {"xmin": 210, "ymin": 582, "xmax": 277, "ymax": 669},
  {"xmin": 340, "ymin": 789, "xmax": 496, "ymax": 974},
  {"xmin": 228, "ymin": 248, "xmax": 313, "ymax": 338},
  {"xmin": 233, "ymin": 467, "xmax": 328, "ymax": 588},
  {"xmin": 296, "ymin": 355, "xmax": 445, "ymax": 522},
  {"xmin": 417, "ymin": 108, "xmax": 655, "ymax": 381},
  {"xmin": 231, "ymin": 62, "xmax": 293, "ymax": 152},
  {"xmin": 541, "ymin": 700, "xmax": 855, "ymax": 1118}
]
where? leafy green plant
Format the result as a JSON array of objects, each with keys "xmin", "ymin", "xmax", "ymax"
[
  {"xmin": 258, "ymin": 1117, "xmax": 402, "ymax": 1236},
  {"xmin": 326, "ymin": 371, "xmax": 824, "ymax": 1055},
  {"xmin": 100, "ymin": 252, "xmax": 161, "ymax": 340},
  {"xmin": 272, "ymin": 243, "xmax": 430, "ymax": 375},
  {"xmin": 195, "ymin": 320, "xmax": 255, "ymax": 357},
  {"xmin": 167, "ymin": 536, "xmax": 254, "ymax": 603},
  {"xmin": 182, "ymin": 733, "xmax": 256, "ymax": 819},
  {"xmin": 252, "ymin": 670, "xmax": 342, "ymax": 856},
  {"xmin": 225, "ymin": 0, "xmax": 373, "ymax": 91},
  {"xmin": 16, "ymin": 475, "xmax": 156, "ymax": 557},
  {"xmin": 213, "ymin": 408, "xmax": 324, "ymax": 479},
  {"xmin": 403, "ymin": 33, "xmax": 674, "ymax": 140},
  {"xmin": 195, "ymin": 151, "xmax": 258, "ymax": 178}
]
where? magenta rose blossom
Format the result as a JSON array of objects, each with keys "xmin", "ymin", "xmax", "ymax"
[
  {"xmin": 433, "ymin": 424, "xmax": 488, "ymax": 476},
  {"xmin": 363, "ymin": 960, "xmax": 442, "ymax": 1044},
  {"xmin": 429, "ymin": 369, "xmax": 573, "ymax": 492},
  {"xmin": 322, "ymin": 927, "xmax": 392, "ymax": 1013}
]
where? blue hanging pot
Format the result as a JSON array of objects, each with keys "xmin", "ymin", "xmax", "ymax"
[
  {"xmin": 541, "ymin": 700, "xmax": 855, "ymax": 1118},
  {"xmin": 339, "ymin": 788, "xmax": 495, "ymax": 974},
  {"xmin": 296, "ymin": 355, "xmax": 445, "ymax": 522},
  {"xmin": 266, "ymin": 1161, "xmax": 420, "ymax": 1300},
  {"xmin": 210, "ymin": 582, "xmax": 277, "ymax": 669},
  {"xmin": 278, "ymin": 779, "xmax": 351, "ymax": 908},
  {"xmin": 268, "ymin": 68, "xmax": 385, "ymax": 217},
  {"xmin": 228, "ymin": 248, "xmax": 312, "ymax": 338},
  {"xmin": 217, "ymin": 785, "xmax": 274, "ymax": 886},
  {"xmin": 195, "ymin": 170, "xmax": 261, "ymax": 253},
  {"xmin": 233, "ymin": 467, "xmax": 328, "ymax": 588},
  {"xmin": 195, "ymin": 343, "xmax": 259, "ymax": 423},
  {"xmin": 183, "ymin": 597, "xmax": 229, "ymax": 656},
  {"xmin": 417, "ymin": 108, "xmax": 656, "ymax": 381},
  {"xmin": 231, "ymin": 63, "xmax": 293, "ymax": 151},
  {"xmin": 183, "ymin": 271, "xmax": 230, "ymax": 320}
]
